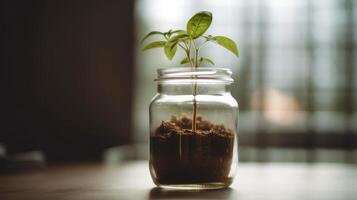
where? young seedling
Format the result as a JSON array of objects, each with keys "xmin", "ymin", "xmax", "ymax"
[{"xmin": 142, "ymin": 11, "xmax": 239, "ymax": 132}]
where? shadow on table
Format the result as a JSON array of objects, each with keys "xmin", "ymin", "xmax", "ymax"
[{"xmin": 148, "ymin": 187, "xmax": 238, "ymax": 199}]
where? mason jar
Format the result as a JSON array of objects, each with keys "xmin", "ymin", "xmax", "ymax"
[{"xmin": 149, "ymin": 67, "xmax": 238, "ymax": 189}]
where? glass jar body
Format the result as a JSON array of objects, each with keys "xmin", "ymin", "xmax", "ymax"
[{"xmin": 149, "ymin": 68, "xmax": 238, "ymax": 189}]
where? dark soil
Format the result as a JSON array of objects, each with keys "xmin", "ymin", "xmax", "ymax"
[{"xmin": 150, "ymin": 115, "xmax": 235, "ymax": 185}]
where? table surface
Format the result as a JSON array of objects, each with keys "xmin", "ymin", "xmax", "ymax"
[{"xmin": 0, "ymin": 161, "xmax": 356, "ymax": 200}]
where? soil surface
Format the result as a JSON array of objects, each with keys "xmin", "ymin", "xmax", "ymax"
[{"xmin": 150, "ymin": 115, "xmax": 235, "ymax": 185}]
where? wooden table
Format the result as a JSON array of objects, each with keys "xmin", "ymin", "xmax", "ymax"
[{"xmin": 0, "ymin": 161, "xmax": 356, "ymax": 200}]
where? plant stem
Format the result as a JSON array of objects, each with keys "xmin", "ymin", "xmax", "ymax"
[
  {"xmin": 179, "ymin": 38, "xmax": 199, "ymax": 132},
  {"xmin": 183, "ymin": 41, "xmax": 194, "ymax": 67},
  {"xmin": 191, "ymin": 39, "xmax": 198, "ymax": 132},
  {"xmin": 192, "ymin": 80, "xmax": 197, "ymax": 132},
  {"xmin": 193, "ymin": 40, "xmax": 199, "ymax": 67}
]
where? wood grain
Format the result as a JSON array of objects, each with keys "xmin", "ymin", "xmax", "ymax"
[{"xmin": 0, "ymin": 161, "xmax": 356, "ymax": 200}]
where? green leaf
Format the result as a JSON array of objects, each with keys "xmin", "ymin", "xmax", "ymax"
[
  {"xmin": 142, "ymin": 41, "xmax": 166, "ymax": 51},
  {"xmin": 180, "ymin": 58, "xmax": 189, "ymax": 64},
  {"xmin": 180, "ymin": 57, "xmax": 213, "ymax": 66},
  {"xmin": 171, "ymin": 30, "xmax": 186, "ymax": 35},
  {"xmin": 187, "ymin": 11, "xmax": 212, "ymax": 39},
  {"xmin": 180, "ymin": 57, "xmax": 195, "ymax": 64},
  {"xmin": 166, "ymin": 30, "xmax": 186, "ymax": 37},
  {"xmin": 203, "ymin": 35, "xmax": 214, "ymax": 40},
  {"xmin": 168, "ymin": 32, "xmax": 190, "ymax": 43},
  {"xmin": 141, "ymin": 31, "xmax": 163, "ymax": 43},
  {"xmin": 164, "ymin": 42, "xmax": 177, "ymax": 60},
  {"xmin": 163, "ymin": 30, "xmax": 172, "ymax": 38},
  {"xmin": 201, "ymin": 58, "xmax": 215, "ymax": 65},
  {"xmin": 212, "ymin": 36, "xmax": 239, "ymax": 57}
]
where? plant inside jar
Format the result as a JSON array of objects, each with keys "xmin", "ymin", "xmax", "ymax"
[
  {"xmin": 150, "ymin": 114, "xmax": 235, "ymax": 185},
  {"xmin": 142, "ymin": 11, "xmax": 239, "ymax": 186}
]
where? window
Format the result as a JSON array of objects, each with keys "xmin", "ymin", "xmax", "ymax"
[{"xmin": 133, "ymin": 0, "xmax": 357, "ymax": 161}]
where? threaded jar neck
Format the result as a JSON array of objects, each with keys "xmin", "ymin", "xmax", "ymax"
[
  {"xmin": 155, "ymin": 67, "xmax": 234, "ymax": 95},
  {"xmin": 155, "ymin": 67, "xmax": 234, "ymax": 84}
]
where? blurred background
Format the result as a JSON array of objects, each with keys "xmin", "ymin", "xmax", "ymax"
[{"xmin": 1, "ymin": 0, "xmax": 356, "ymax": 167}]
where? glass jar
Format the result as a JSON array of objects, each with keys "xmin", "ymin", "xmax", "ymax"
[{"xmin": 149, "ymin": 67, "xmax": 238, "ymax": 189}]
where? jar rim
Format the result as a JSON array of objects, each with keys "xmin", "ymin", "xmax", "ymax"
[{"xmin": 155, "ymin": 67, "xmax": 234, "ymax": 84}]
